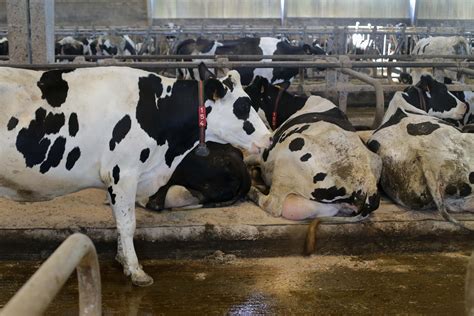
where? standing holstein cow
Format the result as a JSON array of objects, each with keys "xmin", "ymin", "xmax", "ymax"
[
  {"xmin": 368, "ymin": 81, "xmax": 474, "ymax": 228},
  {"xmin": 0, "ymin": 64, "xmax": 271, "ymax": 286},
  {"xmin": 245, "ymin": 94, "xmax": 382, "ymax": 222},
  {"xmin": 176, "ymin": 36, "xmax": 326, "ymax": 85}
]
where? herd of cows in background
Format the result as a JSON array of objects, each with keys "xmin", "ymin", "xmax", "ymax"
[{"xmin": 0, "ymin": 31, "xmax": 473, "ymax": 285}]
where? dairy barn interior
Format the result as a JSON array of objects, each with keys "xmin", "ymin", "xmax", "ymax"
[{"xmin": 0, "ymin": 0, "xmax": 473, "ymax": 314}]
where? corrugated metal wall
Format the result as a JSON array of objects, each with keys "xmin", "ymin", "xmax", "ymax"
[
  {"xmin": 153, "ymin": 0, "xmax": 280, "ymax": 18},
  {"xmin": 286, "ymin": 0, "xmax": 409, "ymax": 19},
  {"xmin": 417, "ymin": 0, "xmax": 473, "ymax": 20}
]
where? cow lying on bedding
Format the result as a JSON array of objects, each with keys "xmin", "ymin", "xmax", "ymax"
[
  {"xmin": 0, "ymin": 64, "xmax": 271, "ymax": 286},
  {"xmin": 145, "ymin": 141, "xmax": 251, "ymax": 210},
  {"xmin": 245, "ymin": 92, "xmax": 382, "ymax": 221},
  {"xmin": 368, "ymin": 79, "xmax": 474, "ymax": 228}
]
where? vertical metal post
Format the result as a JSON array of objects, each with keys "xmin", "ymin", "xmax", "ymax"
[
  {"xmin": 6, "ymin": 0, "xmax": 31, "ymax": 64},
  {"xmin": 29, "ymin": 0, "xmax": 55, "ymax": 64}
]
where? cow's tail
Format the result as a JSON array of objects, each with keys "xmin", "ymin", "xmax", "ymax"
[
  {"xmin": 419, "ymin": 155, "xmax": 472, "ymax": 231},
  {"xmin": 304, "ymin": 213, "xmax": 369, "ymax": 255}
]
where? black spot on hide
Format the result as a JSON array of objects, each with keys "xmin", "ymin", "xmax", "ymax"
[
  {"xmin": 300, "ymin": 153, "xmax": 311, "ymax": 161},
  {"xmin": 445, "ymin": 184, "xmax": 457, "ymax": 195},
  {"xmin": 243, "ymin": 121, "xmax": 255, "ymax": 135},
  {"xmin": 39, "ymin": 136, "xmax": 66, "ymax": 173},
  {"xmin": 406, "ymin": 122, "xmax": 440, "ymax": 136},
  {"xmin": 113, "ymin": 165, "xmax": 120, "ymax": 184},
  {"xmin": 140, "ymin": 148, "xmax": 150, "ymax": 163},
  {"xmin": 233, "ymin": 97, "xmax": 251, "ymax": 120},
  {"xmin": 367, "ymin": 140, "xmax": 380, "ymax": 153},
  {"xmin": 15, "ymin": 107, "xmax": 65, "ymax": 168},
  {"xmin": 459, "ymin": 183, "xmax": 472, "ymax": 197},
  {"xmin": 7, "ymin": 117, "xmax": 18, "ymax": 130},
  {"xmin": 375, "ymin": 108, "xmax": 408, "ymax": 132},
  {"xmin": 65, "ymin": 147, "xmax": 81, "ymax": 170},
  {"xmin": 68, "ymin": 113, "xmax": 79, "ymax": 136},
  {"xmin": 37, "ymin": 69, "xmax": 73, "ymax": 107},
  {"xmin": 107, "ymin": 186, "xmax": 116, "ymax": 205},
  {"xmin": 311, "ymin": 186, "xmax": 347, "ymax": 202},
  {"xmin": 288, "ymin": 137, "xmax": 304, "ymax": 151},
  {"xmin": 313, "ymin": 173, "xmax": 327, "ymax": 183},
  {"xmin": 109, "ymin": 115, "xmax": 131, "ymax": 151}
]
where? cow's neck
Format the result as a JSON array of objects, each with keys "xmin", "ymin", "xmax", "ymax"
[
  {"xmin": 264, "ymin": 87, "xmax": 307, "ymax": 128},
  {"xmin": 136, "ymin": 77, "xmax": 205, "ymax": 169}
]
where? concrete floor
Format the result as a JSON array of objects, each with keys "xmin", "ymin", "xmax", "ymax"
[
  {"xmin": 0, "ymin": 252, "xmax": 470, "ymax": 314},
  {"xmin": 0, "ymin": 188, "xmax": 472, "ymax": 260}
]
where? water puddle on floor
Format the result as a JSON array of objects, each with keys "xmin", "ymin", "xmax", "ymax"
[{"xmin": 0, "ymin": 252, "xmax": 470, "ymax": 314}]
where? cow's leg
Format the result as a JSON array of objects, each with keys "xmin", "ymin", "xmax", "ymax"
[
  {"xmin": 108, "ymin": 180, "xmax": 153, "ymax": 286},
  {"xmin": 248, "ymin": 186, "xmax": 285, "ymax": 217},
  {"xmin": 281, "ymin": 194, "xmax": 340, "ymax": 220}
]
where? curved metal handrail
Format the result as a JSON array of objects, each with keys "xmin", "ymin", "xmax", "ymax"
[{"xmin": 0, "ymin": 233, "xmax": 102, "ymax": 316}]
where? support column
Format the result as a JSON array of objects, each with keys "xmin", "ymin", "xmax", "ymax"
[
  {"xmin": 6, "ymin": 0, "xmax": 30, "ymax": 64},
  {"xmin": 6, "ymin": 0, "xmax": 54, "ymax": 64},
  {"xmin": 30, "ymin": 0, "xmax": 54, "ymax": 64}
]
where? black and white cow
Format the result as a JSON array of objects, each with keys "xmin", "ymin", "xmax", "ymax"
[
  {"xmin": 0, "ymin": 37, "xmax": 8, "ymax": 56},
  {"xmin": 146, "ymin": 141, "xmax": 250, "ymax": 211},
  {"xmin": 245, "ymin": 75, "xmax": 306, "ymax": 129},
  {"xmin": 401, "ymin": 36, "xmax": 471, "ymax": 84},
  {"xmin": 396, "ymin": 74, "xmax": 468, "ymax": 124},
  {"xmin": 368, "ymin": 81, "xmax": 474, "ymax": 227},
  {"xmin": 0, "ymin": 64, "xmax": 271, "ymax": 286},
  {"xmin": 176, "ymin": 37, "xmax": 326, "ymax": 85},
  {"xmin": 245, "ymin": 94, "xmax": 381, "ymax": 221}
]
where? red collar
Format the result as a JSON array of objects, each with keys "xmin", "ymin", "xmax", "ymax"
[
  {"xmin": 195, "ymin": 80, "xmax": 209, "ymax": 156},
  {"xmin": 272, "ymin": 86, "xmax": 286, "ymax": 130}
]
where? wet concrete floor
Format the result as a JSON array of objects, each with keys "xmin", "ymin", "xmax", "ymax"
[{"xmin": 0, "ymin": 251, "xmax": 470, "ymax": 315}]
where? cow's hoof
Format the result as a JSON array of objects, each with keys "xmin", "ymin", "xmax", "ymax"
[{"xmin": 131, "ymin": 271, "xmax": 154, "ymax": 287}]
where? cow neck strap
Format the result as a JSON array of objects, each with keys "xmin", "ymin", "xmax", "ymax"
[
  {"xmin": 272, "ymin": 86, "xmax": 287, "ymax": 130},
  {"xmin": 413, "ymin": 86, "xmax": 427, "ymax": 112},
  {"xmin": 195, "ymin": 80, "xmax": 209, "ymax": 157}
]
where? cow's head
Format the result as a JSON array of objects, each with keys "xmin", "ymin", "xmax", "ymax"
[
  {"xmin": 402, "ymin": 74, "xmax": 467, "ymax": 121},
  {"xmin": 198, "ymin": 63, "xmax": 272, "ymax": 154},
  {"xmin": 303, "ymin": 43, "xmax": 326, "ymax": 55}
]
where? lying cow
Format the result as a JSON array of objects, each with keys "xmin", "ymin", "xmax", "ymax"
[
  {"xmin": 368, "ymin": 80, "xmax": 474, "ymax": 228},
  {"xmin": 145, "ymin": 141, "xmax": 251, "ymax": 210},
  {"xmin": 0, "ymin": 37, "xmax": 8, "ymax": 56},
  {"xmin": 401, "ymin": 36, "xmax": 471, "ymax": 84},
  {"xmin": 176, "ymin": 36, "xmax": 326, "ymax": 85},
  {"xmin": 0, "ymin": 63, "xmax": 271, "ymax": 286},
  {"xmin": 245, "ymin": 75, "xmax": 306, "ymax": 130},
  {"xmin": 397, "ymin": 74, "xmax": 468, "ymax": 124},
  {"xmin": 245, "ymin": 94, "xmax": 381, "ymax": 221}
]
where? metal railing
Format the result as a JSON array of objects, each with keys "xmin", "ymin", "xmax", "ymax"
[{"xmin": 0, "ymin": 233, "xmax": 102, "ymax": 316}]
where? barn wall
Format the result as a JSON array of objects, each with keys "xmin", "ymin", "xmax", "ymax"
[
  {"xmin": 417, "ymin": 0, "xmax": 473, "ymax": 20},
  {"xmin": 152, "ymin": 0, "xmax": 280, "ymax": 18},
  {"xmin": 286, "ymin": 0, "xmax": 409, "ymax": 19},
  {"xmin": 54, "ymin": 0, "xmax": 148, "ymax": 26},
  {"xmin": 0, "ymin": 0, "xmax": 6, "ymax": 25}
]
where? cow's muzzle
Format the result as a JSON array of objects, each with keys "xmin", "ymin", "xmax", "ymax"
[{"xmin": 249, "ymin": 135, "xmax": 273, "ymax": 154}]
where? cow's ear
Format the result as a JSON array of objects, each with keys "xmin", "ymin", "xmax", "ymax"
[
  {"xmin": 303, "ymin": 44, "xmax": 312, "ymax": 54},
  {"xmin": 276, "ymin": 81, "xmax": 290, "ymax": 91},
  {"xmin": 418, "ymin": 75, "xmax": 433, "ymax": 92},
  {"xmin": 204, "ymin": 78, "xmax": 227, "ymax": 101},
  {"xmin": 443, "ymin": 77, "xmax": 453, "ymax": 85},
  {"xmin": 198, "ymin": 62, "xmax": 215, "ymax": 80}
]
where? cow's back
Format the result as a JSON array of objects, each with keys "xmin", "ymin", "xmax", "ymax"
[{"xmin": 0, "ymin": 67, "xmax": 169, "ymax": 201}]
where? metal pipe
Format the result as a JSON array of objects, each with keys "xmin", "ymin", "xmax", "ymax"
[
  {"xmin": 0, "ymin": 233, "xmax": 101, "ymax": 316},
  {"xmin": 53, "ymin": 54, "xmax": 474, "ymax": 61},
  {"xmin": 2, "ymin": 60, "xmax": 472, "ymax": 70},
  {"xmin": 340, "ymin": 68, "xmax": 385, "ymax": 128}
]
